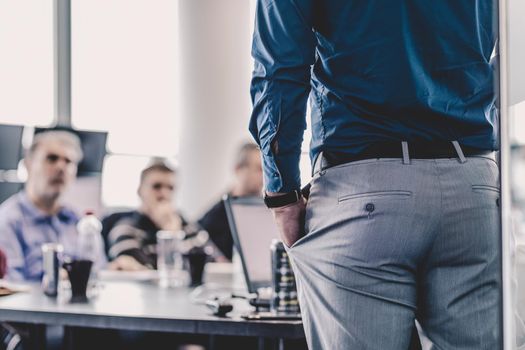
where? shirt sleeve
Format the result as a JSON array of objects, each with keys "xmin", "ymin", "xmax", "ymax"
[
  {"xmin": 107, "ymin": 220, "xmax": 152, "ymax": 267},
  {"xmin": 249, "ymin": 0, "xmax": 316, "ymax": 192}
]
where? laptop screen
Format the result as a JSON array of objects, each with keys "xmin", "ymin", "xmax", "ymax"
[{"xmin": 224, "ymin": 196, "xmax": 280, "ymax": 293}]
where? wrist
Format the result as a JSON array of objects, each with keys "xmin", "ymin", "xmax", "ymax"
[
  {"xmin": 263, "ymin": 190, "xmax": 302, "ymax": 209},
  {"xmin": 272, "ymin": 199, "xmax": 305, "ymax": 213}
]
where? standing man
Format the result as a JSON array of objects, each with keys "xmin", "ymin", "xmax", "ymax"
[
  {"xmin": 0, "ymin": 130, "xmax": 107, "ymax": 281},
  {"xmin": 250, "ymin": 1, "xmax": 500, "ymax": 349}
]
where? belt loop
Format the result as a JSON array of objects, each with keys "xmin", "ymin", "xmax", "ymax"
[
  {"xmin": 452, "ymin": 141, "xmax": 467, "ymax": 163},
  {"xmin": 312, "ymin": 151, "xmax": 324, "ymax": 176},
  {"xmin": 402, "ymin": 141, "xmax": 410, "ymax": 165}
]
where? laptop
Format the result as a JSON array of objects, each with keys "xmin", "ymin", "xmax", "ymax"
[{"xmin": 223, "ymin": 195, "xmax": 280, "ymax": 294}]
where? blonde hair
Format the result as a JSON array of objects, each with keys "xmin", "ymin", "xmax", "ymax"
[{"xmin": 140, "ymin": 162, "xmax": 176, "ymax": 184}]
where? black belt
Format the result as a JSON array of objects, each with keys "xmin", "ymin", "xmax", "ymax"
[{"xmin": 321, "ymin": 141, "xmax": 494, "ymax": 170}]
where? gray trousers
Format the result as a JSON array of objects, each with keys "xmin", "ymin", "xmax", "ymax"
[{"xmin": 287, "ymin": 153, "xmax": 501, "ymax": 349}]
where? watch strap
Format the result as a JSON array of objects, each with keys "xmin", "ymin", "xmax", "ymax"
[{"xmin": 264, "ymin": 190, "xmax": 301, "ymax": 208}]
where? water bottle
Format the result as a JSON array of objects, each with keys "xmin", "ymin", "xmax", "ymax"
[{"xmin": 76, "ymin": 211, "xmax": 104, "ymax": 288}]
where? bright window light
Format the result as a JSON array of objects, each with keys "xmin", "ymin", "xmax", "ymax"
[
  {"xmin": 512, "ymin": 101, "xmax": 525, "ymax": 145},
  {"xmin": 101, "ymin": 155, "xmax": 177, "ymax": 209},
  {"xmin": 0, "ymin": 0, "xmax": 54, "ymax": 126},
  {"xmin": 71, "ymin": 0, "xmax": 180, "ymax": 157}
]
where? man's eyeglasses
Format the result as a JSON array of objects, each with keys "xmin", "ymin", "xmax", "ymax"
[
  {"xmin": 151, "ymin": 183, "xmax": 174, "ymax": 191},
  {"xmin": 45, "ymin": 153, "xmax": 76, "ymax": 165}
]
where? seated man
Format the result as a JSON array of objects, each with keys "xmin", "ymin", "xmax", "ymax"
[
  {"xmin": 107, "ymin": 162, "xmax": 188, "ymax": 270},
  {"xmin": 198, "ymin": 142, "xmax": 263, "ymax": 261},
  {"xmin": 0, "ymin": 130, "xmax": 106, "ymax": 281}
]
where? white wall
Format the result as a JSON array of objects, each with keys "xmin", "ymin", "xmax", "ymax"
[
  {"xmin": 509, "ymin": 0, "xmax": 525, "ymax": 105},
  {"xmin": 177, "ymin": 0, "xmax": 253, "ymax": 219},
  {"xmin": 63, "ymin": 176, "xmax": 103, "ymax": 217}
]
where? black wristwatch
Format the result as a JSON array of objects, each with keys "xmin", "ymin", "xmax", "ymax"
[{"xmin": 263, "ymin": 190, "xmax": 302, "ymax": 209}]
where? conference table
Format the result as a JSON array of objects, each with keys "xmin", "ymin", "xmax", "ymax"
[{"xmin": 0, "ymin": 269, "xmax": 305, "ymax": 350}]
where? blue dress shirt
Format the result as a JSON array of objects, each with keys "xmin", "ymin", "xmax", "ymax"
[
  {"xmin": 0, "ymin": 192, "xmax": 107, "ymax": 281},
  {"xmin": 249, "ymin": 0, "xmax": 498, "ymax": 192}
]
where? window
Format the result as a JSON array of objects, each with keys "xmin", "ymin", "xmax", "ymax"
[
  {"xmin": 0, "ymin": 0, "xmax": 54, "ymax": 126},
  {"xmin": 512, "ymin": 101, "xmax": 525, "ymax": 145},
  {"xmin": 101, "ymin": 155, "xmax": 177, "ymax": 208},
  {"xmin": 71, "ymin": 0, "xmax": 181, "ymax": 207},
  {"xmin": 71, "ymin": 0, "xmax": 180, "ymax": 157},
  {"xmin": 101, "ymin": 155, "xmax": 149, "ymax": 208},
  {"xmin": 300, "ymin": 101, "xmax": 313, "ymax": 186}
]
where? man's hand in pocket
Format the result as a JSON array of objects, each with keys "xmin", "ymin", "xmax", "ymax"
[{"xmin": 270, "ymin": 197, "xmax": 307, "ymax": 248}]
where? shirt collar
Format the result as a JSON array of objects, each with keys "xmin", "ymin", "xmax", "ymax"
[{"xmin": 18, "ymin": 191, "xmax": 78, "ymax": 224}]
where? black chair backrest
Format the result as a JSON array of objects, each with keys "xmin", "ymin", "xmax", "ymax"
[
  {"xmin": 0, "ymin": 183, "xmax": 23, "ymax": 205},
  {"xmin": 0, "ymin": 124, "xmax": 23, "ymax": 171},
  {"xmin": 0, "ymin": 324, "xmax": 23, "ymax": 350}
]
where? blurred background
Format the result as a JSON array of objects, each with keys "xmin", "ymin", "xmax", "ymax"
[
  {"xmin": 0, "ymin": 0, "xmax": 524, "ymax": 348},
  {"xmin": 0, "ymin": 0, "xmax": 523, "ymax": 240},
  {"xmin": 0, "ymin": 0, "xmax": 312, "ymax": 220}
]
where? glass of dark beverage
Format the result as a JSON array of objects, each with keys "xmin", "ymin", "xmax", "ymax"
[
  {"xmin": 63, "ymin": 259, "xmax": 93, "ymax": 303},
  {"xmin": 184, "ymin": 249, "xmax": 209, "ymax": 287}
]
